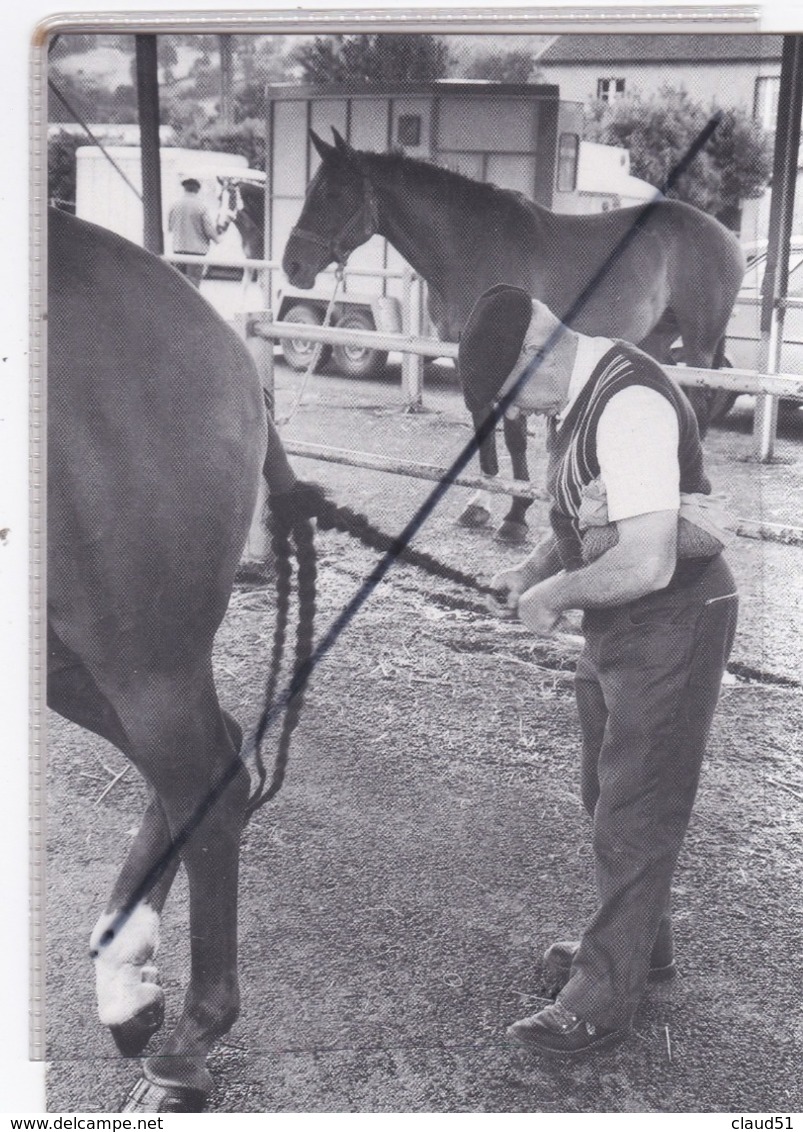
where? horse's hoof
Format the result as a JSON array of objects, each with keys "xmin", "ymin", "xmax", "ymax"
[
  {"xmin": 494, "ymin": 520, "xmax": 529, "ymax": 544},
  {"xmin": 457, "ymin": 503, "xmax": 492, "ymax": 529},
  {"xmin": 121, "ymin": 1072, "xmax": 209, "ymax": 1114},
  {"xmin": 109, "ymin": 994, "xmax": 165, "ymax": 1057}
]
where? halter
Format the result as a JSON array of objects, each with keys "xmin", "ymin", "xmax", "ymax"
[{"xmin": 289, "ymin": 169, "xmax": 379, "ymax": 267}]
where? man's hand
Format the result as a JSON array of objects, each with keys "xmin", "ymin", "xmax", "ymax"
[
  {"xmin": 217, "ymin": 209, "xmax": 235, "ymax": 235},
  {"xmin": 517, "ymin": 582, "xmax": 563, "ymax": 636},
  {"xmin": 488, "ymin": 565, "xmax": 529, "ymax": 617},
  {"xmin": 488, "ymin": 534, "xmax": 563, "ymax": 618}
]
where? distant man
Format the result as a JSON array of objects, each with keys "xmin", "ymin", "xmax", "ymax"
[
  {"xmin": 167, "ymin": 177, "xmax": 222, "ymax": 288},
  {"xmin": 459, "ymin": 284, "xmax": 738, "ymax": 1058}
]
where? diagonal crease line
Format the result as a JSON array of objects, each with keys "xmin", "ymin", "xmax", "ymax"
[
  {"xmin": 48, "ymin": 78, "xmax": 144, "ymax": 203},
  {"xmin": 99, "ymin": 115, "xmax": 723, "ymax": 951}
]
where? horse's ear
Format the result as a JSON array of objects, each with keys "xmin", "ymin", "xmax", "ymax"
[
  {"xmin": 309, "ymin": 129, "xmax": 336, "ymax": 161},
  {"xmin": 331, "ymin": 127, "xmax": 351, "ymax": 155}
]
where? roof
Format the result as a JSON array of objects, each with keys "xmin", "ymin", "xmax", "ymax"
[
  {"xmin": 266, "ymin": 81, "xmax": 560, "ymax": 99},
  {"xmin": 538, "ymin": 33, "xmax": 784, "ymax": 65}
]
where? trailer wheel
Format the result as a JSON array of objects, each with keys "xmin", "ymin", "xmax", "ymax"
[
  {"xmin": 332, "ymin": 310, "xmax": 388, "ymax": 379},
  {"xmin": 281, "ymin": 303, "xmax": 331, "ymax": 371}
]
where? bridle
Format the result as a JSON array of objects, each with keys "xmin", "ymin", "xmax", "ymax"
[
  {"xmin": 289, "ymin": 166, "xmax": 379, "ymax": 267},
  {"xmin": 216, "ymin": 179, "xmax": 242, "ymax": 234}
]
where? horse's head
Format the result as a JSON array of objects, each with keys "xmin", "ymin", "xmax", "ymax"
[
  {"xmin": 283, "ymin": 129, "xmax": 379, "ymax": 289},
  {"xmin": 216, "ymin": 178, "xmax": 242, "ymax": 234}
]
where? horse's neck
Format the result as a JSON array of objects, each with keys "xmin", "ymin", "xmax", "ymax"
[
  {"xmin": 366, "ymin": 155, "xmax": 545, "ymax": 335},
  {"xmin": 234, "ymin": 211, "xmax": 262, "ymax": 260},
  {"xmin": 368, "ymin": 157, "xmax": 471, "ymax": 294}
]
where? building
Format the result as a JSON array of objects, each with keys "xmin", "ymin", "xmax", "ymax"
[{"xmin": 535, "ymin": 34, "xmax": 784, "ymax": 126}]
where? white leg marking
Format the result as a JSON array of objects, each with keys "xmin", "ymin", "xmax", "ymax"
[
  {"xmin": 470, "ymin": 487, "xmax": 493, "ymax": 514},
  {"xmin": 89, "ymin": 903, "xmax": 163, "ymax": 1027},
  {"xmin": 458, "ymin": 486, "xmax": 494, "ymax": 527}
]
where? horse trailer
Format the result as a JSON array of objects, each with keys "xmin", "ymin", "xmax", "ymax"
[
  {"xmin": 265, "ymin": 82, "xmax": 656, "ymax": 377},
  {"xmin": 73, "ymin": 145, "xmax": 267, "ymax": 321}
]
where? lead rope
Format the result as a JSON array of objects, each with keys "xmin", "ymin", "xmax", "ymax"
[
  {"xmin": 245, "ymin": 512, "xmax": 505, "ymax": 817},
  {"xmin": 276, "ymin": 265, "xmax": 344, "ymax": 427}
]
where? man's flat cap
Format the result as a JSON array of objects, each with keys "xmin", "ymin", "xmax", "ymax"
[{"xmin": 458, "ymin": 285, "xmax": 534, "ymax": 413}]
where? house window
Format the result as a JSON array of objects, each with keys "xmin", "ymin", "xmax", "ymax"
[
  {"xmin": 754, "ymin": 75, "xmax": 781, "ymax": 130},
  {"xmin": 557, "ymin": 132, "xmax": 579, "ymax": 192},
  {"xmin": 397, "ymin": 114, "xmax": 422, "ymax": 147},
  {"xmin": 597, "ymin": 77, "xmax": 626, "ymax": 102}
]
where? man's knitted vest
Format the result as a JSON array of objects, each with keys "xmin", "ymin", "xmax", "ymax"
[{"xmin": 547, "ymin": 343, "xmax": 711, "ymax": 574}]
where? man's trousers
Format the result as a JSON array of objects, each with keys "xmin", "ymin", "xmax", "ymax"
[
  {"xmin": 557, "ymin": 555, "xmax": 738, "ymax": 1030},
  {"xmin": 174, "ymin": 254, "xmax": 205, "ymax": 289}
]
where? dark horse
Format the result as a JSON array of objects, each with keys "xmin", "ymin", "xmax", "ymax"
[
  {"xmin": 48, "ymin": 208, "xmax": 315, "ymax": 1113},
  {"xmin": 217, "ymin": 177, "xmax": 265, "ymax": 279},
  {"xmin": 284, "ymin": 129, "xmax": 746, "ymax": 543},
  {"xmin": 48, "ymin": 207, "xmax": 499, "ymax": 1113}
]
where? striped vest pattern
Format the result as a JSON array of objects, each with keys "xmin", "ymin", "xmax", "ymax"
[{"xmin": 547, "ymin": 343, "xmax": 711, "ymax": 571}]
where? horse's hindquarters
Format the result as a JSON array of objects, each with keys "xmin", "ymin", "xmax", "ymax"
[{"xmin": 49, "ymin": 209, "xmax": 266, "ymax": 651}]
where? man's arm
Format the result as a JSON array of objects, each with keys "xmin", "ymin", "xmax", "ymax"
[
  {"xmin": 202, "ymin": 209, "xmax": 221, "ymax": 244},
  {"xmin": 517, "ymin": 509, "xmax": 678, "ymax": 634}
]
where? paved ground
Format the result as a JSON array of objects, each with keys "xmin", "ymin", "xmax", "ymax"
[{"xmin": 46, "ymin": 361, "xmax": 803, "ymax": 1112}]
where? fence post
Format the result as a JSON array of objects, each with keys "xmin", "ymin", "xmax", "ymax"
[
  {"xmin": 401, "ymin": 267, "xmax": 424, "ymax": 411},
  {"xmin": 753, "ymin": 345, "xmax": 780, "ymax": 462},
  {"xmin": 753, "ymin": 37, "xmax": 803, "ymax": 460},
  {"xmin": 234, "ymin": 310, "xmax": 275, "ymax": 565}
]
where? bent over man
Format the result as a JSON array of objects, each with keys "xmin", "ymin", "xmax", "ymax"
[{"xmin": 458, "ymin": 285, "xmax": 738, "ymax": 1057}]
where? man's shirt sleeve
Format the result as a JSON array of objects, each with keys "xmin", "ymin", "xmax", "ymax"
[{"xmin": 596, "ymin": 386, "xmax": 680, "ymax": 521}]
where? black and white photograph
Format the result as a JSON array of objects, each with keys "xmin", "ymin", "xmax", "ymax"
[{"xmin": 26, "ymin": 8, "xmax": 803, "ymax": 1115}]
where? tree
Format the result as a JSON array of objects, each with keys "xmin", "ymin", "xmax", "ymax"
[
  {"xmin": 465, "ymin": 49, "xmax": 539, "ymax": 84},
  {"xmin": 157, "ymin": 40, "xmax": 178, "ymax": 85},
  {"xmin": 48, "ymin": 69, "xmax": 138, "ymax": 124},
  {"xmin": 585, "ymin": 86, "xmax": 771, "ymax": 223},
  {"xmin": 48, "ymin": 130, "xmax": 84, "ymax": 210},
  {"xmin": 293, "ymin": 34, "xmax": 450, "ymax": 85},
  {"xmin": 173, "ymin": 119, "xmax": 266, "ymax": 171}
]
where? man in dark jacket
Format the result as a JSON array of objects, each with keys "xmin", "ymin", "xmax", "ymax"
[{"xmin": 459, "ymin": 285, "xmax": 738, "ymax": 1057}]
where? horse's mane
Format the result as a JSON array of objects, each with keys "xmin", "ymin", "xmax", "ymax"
[{"xmin": 363, "ymin": 147, "xmax": 537, "ymax": 218}]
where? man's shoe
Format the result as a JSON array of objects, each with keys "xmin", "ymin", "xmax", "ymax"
[
  {"xmin": 542, "ymin": 939, "xmax": 676, "ymax": 998},
  {"xmin": 507, "ymin": 1001, "xmax": 629, "ymax": 1057}
]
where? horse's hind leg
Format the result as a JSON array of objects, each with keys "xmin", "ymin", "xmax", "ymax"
[
  {"xmin": 674, "ymin": 338, "xmax": 720, "ymax": 440},
  {"xmin": 496, "ymin": 413, "xmax": 532, "ymax": 544},
  {"xmin": 49, "ymin": 629, "xmax": 174, "ymax": 1055},
  {"xmin": 100, "ymin": 665, "xmax": 249, "ymax": 1112},
  {"xmin": 95, "ymin": 799, "xmax": 178, "ymax": 1055},
  {"xmin": 92, "ymin": 713, "xmax": 244, "ymax": 1061},
  {"xmin": 638, "ymin": 314, "xmax": 715, "ymax": 438}
]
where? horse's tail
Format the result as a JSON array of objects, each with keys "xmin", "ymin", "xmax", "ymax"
[
  {"xmin": 245, "ymin": 479, "xmax": 497, "ymax": 814},
  {"xmin": 245, "ymin": 503, "xmax": 317, "ymax": 818}
]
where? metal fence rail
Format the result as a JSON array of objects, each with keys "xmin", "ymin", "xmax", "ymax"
[
  {"xmin": 241, "ymin": 313, "xmax": 803, "ymax": 551},
  {"xmin": 253, "ymin": 313, "xmax": 803, "ymax": 402},
  {"xmin": 283, "ymin": 441, "xmax": 803, "ymax": 550}
]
